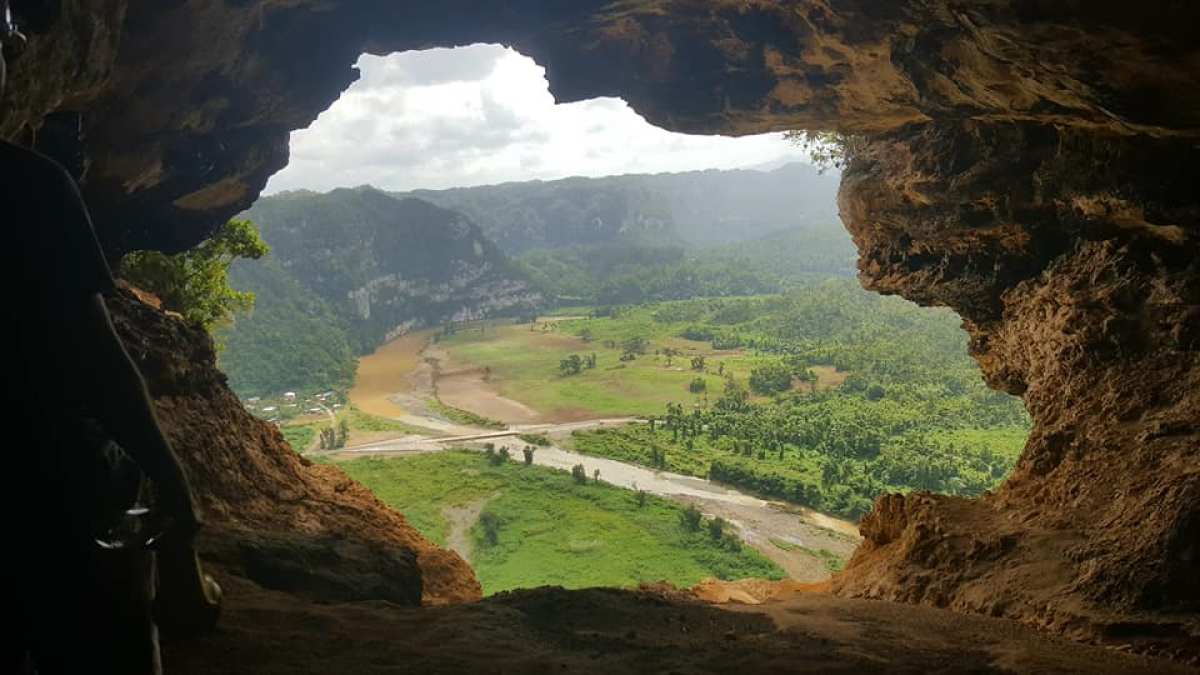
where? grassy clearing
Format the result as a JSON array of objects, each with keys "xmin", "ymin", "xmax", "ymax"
[
  {"xmin": 339, "ymin": 451, "xmax": 783, "ymax": 595},
  {"xmin": 281, "ymin": 425, "xmax": 317, "ymax": 452},
  {"xmin": 437, "ymin": 319, "xmax": 773, "ymax": 419}
]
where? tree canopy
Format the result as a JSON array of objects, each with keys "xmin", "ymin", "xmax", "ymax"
[{"xmin": 120, "ymin": 218, "xmax": 268, "ymax": 331}]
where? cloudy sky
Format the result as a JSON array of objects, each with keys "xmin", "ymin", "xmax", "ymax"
[{"xmin": 264, "ymin": 44, "xmax": 809, "ymax": 194}]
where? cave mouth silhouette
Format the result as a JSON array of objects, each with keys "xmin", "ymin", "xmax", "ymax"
[{"xmin": 5, "ymin": 2, "xmax": 1196, "ymax": 666}]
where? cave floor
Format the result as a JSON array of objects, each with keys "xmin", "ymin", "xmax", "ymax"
[{"xmin": 164, "ymin": 574, "xmax": 1190, "ymax": 674}]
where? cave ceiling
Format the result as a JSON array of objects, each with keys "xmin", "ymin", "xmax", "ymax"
[{"xmin": 1, "ymin": 1, "xmax": 1197, "ymax": 255}]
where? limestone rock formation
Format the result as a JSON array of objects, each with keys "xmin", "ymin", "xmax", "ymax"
[
  {"xmin": 832, "ymin": 121, "xmax": 1198, "ymax": 658},
  {"xmin": 3, "ymin": 0, "xmax": 1197, "ymax": 658},
  {"xmin": 109, "ymin": 286, "xmax": 481, "ymax": 606}
]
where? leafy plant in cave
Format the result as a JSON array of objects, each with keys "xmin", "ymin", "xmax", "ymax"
[
  {"xmin": 121, "ymin": 218, "xmax": 268, "ymax": 335},
  {"xmin": 783, "ymin": 130, "xmax": 867, "ymax": 173}
]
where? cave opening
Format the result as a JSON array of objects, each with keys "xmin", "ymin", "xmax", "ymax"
[
  {"xmin": 198, "ymin": 43, "xmax": 1032, "ymax": 599},
  {"xmin": 6, "ymin": 2, "xmax": 1196, "ymax": 670}
]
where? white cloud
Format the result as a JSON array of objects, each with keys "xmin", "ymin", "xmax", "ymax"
[{"xmin": 265, "ymin": 44, "xmax": 810, "ymax": 194}]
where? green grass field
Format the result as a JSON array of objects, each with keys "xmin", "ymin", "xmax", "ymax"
[
  {"xmin": 436, "ymin": 317, "xmax": 776, "ymax": 419},
  {"xmin": 338, "ymin": 451, "xmax": 784, "ymax": 595}
]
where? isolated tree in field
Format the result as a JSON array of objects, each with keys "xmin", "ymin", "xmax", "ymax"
[
  {"xmin": 689, "ymin": 377, "xmax": 707, "ymax": 394},
  {"xmin": 336, "ymin": 418, "xmax": 350, "ymax": 447},
  {"xmin": 749, "ymin": 362, "xmax": 793, "ymax": 395},
  {"xmin": 559, "ymin": 354, "xmax": 584, "ymax": 376},
  {"xmin": 593, "ymin": 468, "xmax": 601, "ymax": 483},
  {"xmin": 488, "ymin": 446, "xmax": 510, "ymax": 466},
  {"xmin": 571, "ymin": 464, "xmax": 588, "ymax": 485},
  {"xmin": 662, "ymin": 347, "xmax": 678, "ymax": 366},
  {"xmin": 478, "ymin": 512, "xmax": 502, "ymax": 547},
  {"xmin": 679, "ymin": 504, "xmax": 703, "ymax": 532},
  {"xmin": 585, "ymin": 353, "xmax": 597, "ymax": 369},
  {"xmin": 716, "ymin": 376, "xmax": 750, "ymax": 412},
  {"xmin": 579, "ymin": 327, "xmax": 594, "ymax": 342},
  {"xmin": 635, "ymin": 490, "xmax": 648, "ymax": 508},
  {"xmin": 707, "ymin": 516, "xmax": 727, "ymax": 541},
  {"xmin": 121, "ymin": 217, "xmax": 268, "ymax": 333},
  {"xmin": 522, "ymin": 446, "xmax": 535, "ymax": 465},
  {"xmin": 691, "ymin": 355, "xmax": 706, "ymax": 371},
  {"xmin": 621, "ymin": 336, "xmax": 648, "ymax": 358}
]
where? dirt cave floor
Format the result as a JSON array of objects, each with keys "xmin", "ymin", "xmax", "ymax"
[{"xmin": 163, "ymin": 573, "xmax": 1191, "ymax": 674}]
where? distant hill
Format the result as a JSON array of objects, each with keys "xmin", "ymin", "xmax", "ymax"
[
  {"xmin": 219, "ymin": 166, "xmax": 849, "ymax": 396},
  {"xmin": 217, "ymin": 188, "xmax": 540, "ymax": 396},
  {"xmin": 397, "ymin": 163, "xmax": 841, "ymax": 253},
  {"xmin": 518, "ymin": 226, "xmax": 857, "ymax": 306}
]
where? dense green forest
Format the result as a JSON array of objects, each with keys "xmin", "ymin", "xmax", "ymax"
[
  {"xmin": 517, "ymin": 227, "xmax": 856, "ymax": 305},
  {"xmin": 217, "ymin": 188, "xmax": 539, "ymax": 397},
  {"xmin": 563, "ymin": 284, "xmax": 1031, "ymax": 519},
  {"xmin": 219, "ymin": 255, "xmax": 359, "ymax": 397}
]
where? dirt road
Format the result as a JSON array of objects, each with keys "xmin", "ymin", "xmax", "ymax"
[
  {"xmin": 338, "ymin": 331, "xmax": 861, "ymax": 581},
  {"xmin": 330, "ymin": 426, "xmax": 860, "ymax": 582}
]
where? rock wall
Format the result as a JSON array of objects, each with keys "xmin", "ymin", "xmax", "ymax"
[
  {"xmin": 2, "ymin": 0, "xmax": 1197, "ymax": 653},
  {"xmin": 109, "ymin": 286, "xmax": 481, "ymax": 606},
  {"xmin": 833, "ymin": 122, "xmax": 1198, "ymax": 656}
]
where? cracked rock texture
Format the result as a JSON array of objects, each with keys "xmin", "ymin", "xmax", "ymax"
[
  {"xmin": 2, "ymin": 0, "xmax": 1197, "ymax": 659},
  {"xmin": 109, "ymin": 287, "xmax": 481, "ymax": 607}
]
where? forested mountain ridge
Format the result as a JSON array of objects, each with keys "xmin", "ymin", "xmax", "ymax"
[
  {"xmin": 518, "ymin": 227, "xmax": 858, "ymax": 306},
  {"xmin": 217, "ymin": 188, "xmax": 540, "ymax": 396},
  {"xmin": 398, "ymin": 163, "xmax": 841, "ymax": 253}
]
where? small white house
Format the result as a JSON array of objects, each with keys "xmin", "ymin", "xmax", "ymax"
[
  {"xmin": 283, "ymin": 392, "xmax": 297, "ymax": 401},
  {"xmin": 247, "ymin": 397, "xmax": 261, "ymax": 403},
  {"xmin": 262, "ymin": 406, "xmax": 278, "ymax": 413}
]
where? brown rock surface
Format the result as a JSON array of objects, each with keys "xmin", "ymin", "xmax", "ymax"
[
  {"xmin": 2, "ymin": 0, "xmax": 1198, "ymax": 664},
  {"xmin": 4, "ymin": 2, "xmax": 1199, "ymax": 254},
  {"xmin": 108, "ymin": 287, "xmax": 481, "ymax": 606},
  {"xmin": 832, "ymin": 122, "xmax": 1198, "ymax": 659},
  {"xmin": 162, "ymin": 576, "xmax": 1193, "ymax": 674}
]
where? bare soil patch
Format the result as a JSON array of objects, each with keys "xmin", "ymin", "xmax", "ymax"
[
  {"xmin": 349, "ymin": 331, "xmax": 433, "ymax": 418},
  {"xmin": 442, "ymin": 496, "xmax": 493, "ymax": 563},
  {"xmin": 437, "ymin": 366, "xmax": 542, "ymax": 424}
]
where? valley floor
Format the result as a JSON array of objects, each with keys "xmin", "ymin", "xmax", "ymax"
[{"xmin": 165, "ymin": 573, "xmax": 1187, "ymax": 674}]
